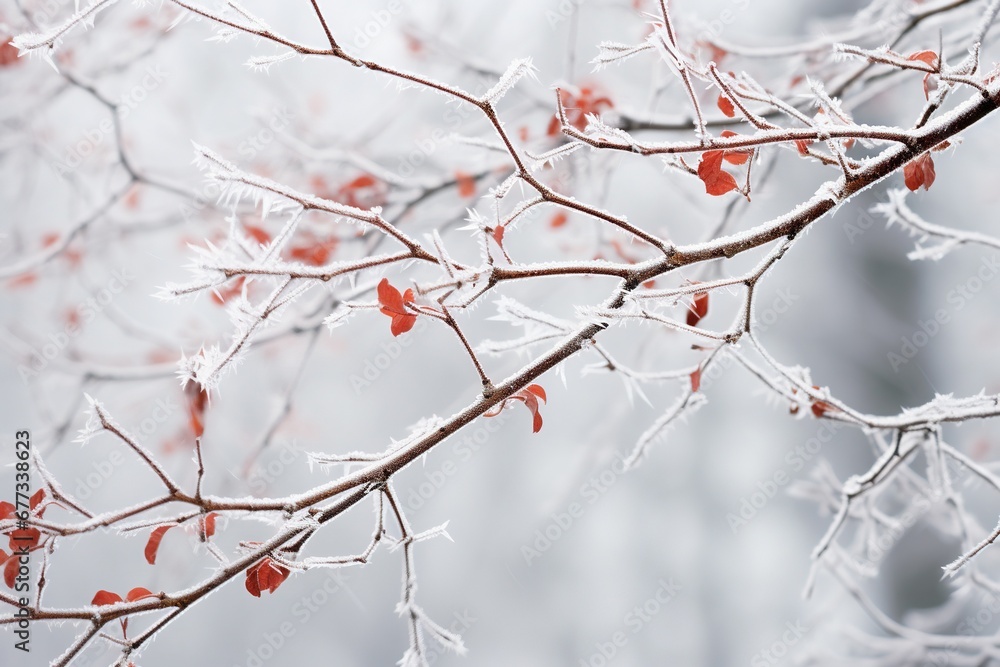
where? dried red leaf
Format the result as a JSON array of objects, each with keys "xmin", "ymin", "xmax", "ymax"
[
  {"xmin": 336, "ymin": 173, "xmax": 386, "ymax": 208},
  {"xmin": 903, "ymin": 153, "xmax": 936, "ymax": 191},
  {"xmin": 549, "ymin": 86, "xmax": 614, "ymax": 135},
  {"xmin": 719, "ymin": 131, "xmax": 751, "ymax": 165},
  {"xmin": 907, "ymin": 50, "xmax": 939, "ymax": 69},
  {"xmin": 244, "ymin": 225, "xmax": 271, "ymax": 245},
  {"xmin": 144, "ymin": 524, "xmax": 176, "ymax": 565},
  {"xmin": 288, "ymin": 232, "xmax": 338, "ymax": 266},
  {"xmin": 246, "ymin": 558, "xmax": 290, "ymax": 597},
  {"xmin": 198, "ymin": 512, "xmax": 217, "ymax": 541},
  {"xmin": 185, "ymin": 384, "xmax": 210, "ymax": 437},
  {"xmin": 0, "ymin": 502, "xmax": 14, "ymax": 521},
  {"xmin": 7, "ymin": 273, "xmax": 37, "ymax": 289},
  {"xmin": 697, "ymin": 151, "xmax": 738, "ymax": 196},
  {"xmin": 92, "ymin": 590, "xmax": 124, "ymax": 606},
  {"xmin": 487, "ymin": 384, "xmax": 547, "ymax": 433},
  {"xmin": 344, "ymin": 174, "xmax": 377, "ymax": 190},
  {"xmin": 377, "ymin": 278, "xmax": 417, "ymax": 337},
  {"xmin": 686, "ymin": 292, "xmax": 710, "ymax": 328},
  {"xmin": 809, "ymin": 385, "xmax": 836, "ymax": 418},
  {"xmin": 29, "ymin": 489, "xmax": 45, "ymax": 512},
  {"xmin": 456, "ymin": 171, "xmax": 476, "ymax": 198},
  {"xmin": 0, "ymin": 39, "xmax": 20, "ymax": 67},
  {"xmin": 717, "ymin": 94, "xmax": 735, "ymax": 118},
  {"xmin": 211, "ymin": 275, "xmax": 246, "ymax": 306},
  {"xmin": 8, "ymin": 527, "xmax": 41, "ymax": 552},
  {"xmin": 3, "ymin": 551, "xmax": 16, "ymax": 589},
  {"xmin": 690, "ymin": 368, "xmax": 702, "ymax": 393},
  {"xmin": 492, "ymin": 224, "xmax": 506, "ymax": 251},
  {"xmin": 126, "ymin": 587, "xmax": 156, "ymax": 602}
]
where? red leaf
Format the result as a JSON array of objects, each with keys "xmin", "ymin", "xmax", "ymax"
[
  {"xmin": 8, "ymin": 527, "xmax": 41, "ymax": 551},
  {"xmin": 549, "ymin": 212, "xmax": 568, "ymax": 228},
  {"xmin": 246, "ymin": 558, "xmax": 290, "ymax": 597},
  {"xmin": 144, "ymin": 524, "xmax": 176, "ymax": 565},
  {"xmin": 0, "ymin": 502, "xmax": 14, "ymax": 521},
  {"xmin": 377, "ymin": 278, "xmax": 417, "ymax": 337},
  {"xmin": 199, "ymin": 512, "xmax": 217, "ymax": 540},
  {"xmin": 186, "ymin": 384, "xmax": 210, "ymax": 438},
  {"xmin": 4, "ymin": 555, "xmax": 18, "ymax": 589},
  {"xmin": 697, "ymin": 151, "xmax": 738, "ymax": 196},
  {"xmin": 717, "ymin": 94, "xmax": 735, "ymax": 118},
  {"xmin": 7, "ymin": 273, "xmax": 37, "ymax": 289},
  {"xmin": 525, "ymin": 384, "xmax": 546, "ymax": 402},
  {"xmin": 244, "ymin": 225, "xmax": 271, "ymax": 245},
  {"xmin": 0, "ymin": 39, "xmax": 20, "ymax": 68},
  {"xmin": 29, "ymin": 489, "xmax": 45, "ymax": 512},
  {"xmin": 455, "ymin": 171, "xmax": 476, "ymax": 198},
  {"xmin": 690, "ymin": 368, "xmax": 702, "ymax": 393},
  {"xmin": 211, "ymin": 275, "xmax": 246, "ymax": 306},
  {"xmin": 550, "ymin": 85, "xmax": 614, "ymax": 134},
  {"xmin": 92, "ymin": 590, "xmax": 124, "ymax": 606},
  {"xmin": 546, "ymin": 114, "xmax": 562, "ymax": 137},
  {"xmin": 719, "ymin": 131, "xmax": 751, "ymax": 165},
  {"xmin": 245, "ymin": 565, "xmax": 262, "ymax": 597},
  {"xmin": 686, "ymin": 292, "xmax": 710, "ymax": 327},
  {"xmin": 809, "ymin": 386, "xmax": 836, "ymax": 418},
  {"xmin": 492, "ymin": 224, "xmax": 506, "ymax": 250},
  {"xmin": 288, "ymin": 232, "xmax": 338, "ymax": 266},
  {"xmin": 794, "ymin": 139, "xmax": 813, "ymax": 156},
  {"xmin": 126, "ymin": 587, "xmax": 156, "ymax": 602},
  {"xmin": 903, "ymin": 153, "xmax": 935, "ymax": 191},
  {"xmin": 344, "ymin": 174, "xmax": 377, "ymax": 190},
  {"xmin": 515, "ymin": 385, "xmax": 547, "ymax": 433},
  {"xmin": 907, "ymin": 50, "xmax": 939, "ymax": 69}
]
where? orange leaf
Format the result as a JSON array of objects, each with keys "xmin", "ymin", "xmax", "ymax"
[
  {"xmin": 92, "ymin": 590, "xmax": 124, "ymax": 606},
  {"xmin": 719, "ymin": 131, "xmax": 751, "ymax": 165},
  {"xmin": 687, "ymin": 292, "xmax": 710, "ymax": 327},
  {"xmin": 697, "ymin": 151, "xmax": 738, "ymax": 196},
  {"xmin": 8, "ymin": 527, "xmax": 41, "ymax": 551},
  {"xmin": 549, "ymin": 212, "xmax": 568, "ymax": 228},
  {"xmin": 126, "ymin": 587, "xmax": 156, "ymax": 602},
  {"xmin": 3, "ymin": 552, "xmax": 17, "ymax": 589},
  {"xmin": 343, "ymin": 174, "xmax": 377, "ymax": 190},
  {"xmin": 199, "ymin": 512, "xmax": 217, "ymax": 540},
  {"xmin": 29, "ymin": 489, "xmax": 45, "ymax": 512},
  {"xmin": 377, "ymin": 278, "xmax": 417, "ymax": 337},
  {"xmin": 244, "ymin": 225, "xmax": 271, "ymax": 245},
  {"xmin": 907, "ymin": 50, "xmax": 939, "ymax": 69},
  {"xmin": 0, "ymin": 40, "xmax": 20, "ymax": 68},
  {"xmin": 903, "ymin": 153, "xmax": 935, "ymax": 192},
  {"xmin": 144, "ymin": 524, "xmax": 176, "ymax": 565},
  {"xmin": 492, "ymin": 224, "xmax": 506, "ymax": 250},
  {"xmin": 246, "ymin": 558, "xmax": 290, "ymax": 597},
  {"xmin": 7, "ymin": 273, "xmax": 37, "ymax": 289},
  {"xmin": 514, "ymin": 385, "xmax": 547, "ymax": 433},
  {"xmin": 456, "ymin": 171, "xmax": 476, "ymax": 198},
  {"xmin": 690, "ymin": 368, "xmax": 702, "ymax": 393},
  {"xmin": 717, "ymin": 94, "xmax": 735, "ymax": 118}
]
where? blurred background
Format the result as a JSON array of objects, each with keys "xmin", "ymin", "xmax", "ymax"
[{"xmin": 3, "ymin": 0, "xmax": 1000, "ymax": 665}]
